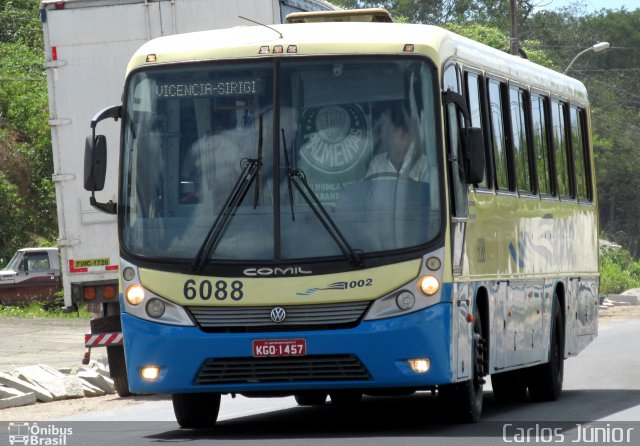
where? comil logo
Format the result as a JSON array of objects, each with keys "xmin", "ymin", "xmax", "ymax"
[{"xmin": 8, "ymin": 422, "xmax": 73, "ymax": 446}]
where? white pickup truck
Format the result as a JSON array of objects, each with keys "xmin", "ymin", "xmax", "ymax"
[{"xmin": 0, "ymin": 247, "xmax": 61, "ymax": 306}]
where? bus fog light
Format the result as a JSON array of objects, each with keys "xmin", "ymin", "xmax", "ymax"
[
  {"xmin": 408, "ymin": 358, "xmax": 430, "ymax": 373},
  {"xmin": 125, "ymin": 284, "xmax": 145, "ymax": 305},
  {"xmin": 418, "ymin": 275, "xmax": 440, "ymax": 296},
  {"xmin": 146, "ymin": 298, "xmax": 166, "ymax": 318},
  {"xmin": 140, "ymin": 366, "xmax": 160, "ymax": 381},
  {"xmin": 396, "ymin": 291, "xmax": 415, "ymax": 310}
]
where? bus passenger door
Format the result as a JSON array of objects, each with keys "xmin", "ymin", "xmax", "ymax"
[{"xmin": 455, "ymin": 282, "xmax": 472, "ymax": 380}]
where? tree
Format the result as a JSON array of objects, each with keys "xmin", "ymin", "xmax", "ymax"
[
  {"xmin": 523, "ymin": 8, "xmax": 640, "ymax": 254},
  {"xmin": 334, "ymin": 0, "xmax": 536, "ymax": 28},
  {"xmin": 0, "ymin": 0, "xmax": 56, "ymax": 263}
]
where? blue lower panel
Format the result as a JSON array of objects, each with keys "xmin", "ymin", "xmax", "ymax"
[{"xmin": 123, "ymin": 303, "xmax": 453, "ymax": 394}]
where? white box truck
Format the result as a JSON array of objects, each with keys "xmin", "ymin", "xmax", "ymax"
[{"xmin": 40, "ymin": 0, "xmax": 337, "ymax": 396}]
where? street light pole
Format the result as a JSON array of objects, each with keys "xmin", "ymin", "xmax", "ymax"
[{"xmin": 563, "ymin": 42, "xmax": 610, "ymax": 74}]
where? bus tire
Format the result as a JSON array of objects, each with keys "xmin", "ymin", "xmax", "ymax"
[
  {"xmin": 528, "ymin": 296, "xmax": 564, "ymax": 402},
  {"xmin": 329, "ymin": 390, "xmax": 363, "ymax": 405},
  {"xmin": 106, "ymin": 345, "xmax": 132, "ymax": 397},
  {"xmin": 294, "ymin": 392, "xmax": 327, "ymax": 406},
  {"xmin": 172, "ymin": 393, "xmax": 221, "ymax": 429},
  {"xmin": 439, "ymin": 305, "xmax": 485, "ymax": 422},
  {"xmin": 491, "ymin": 369, "xmax": 527, "ymax": 402}
]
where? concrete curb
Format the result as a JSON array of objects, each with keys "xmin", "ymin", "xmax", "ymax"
[{"xmin": 0, "ymin": 359, "xmax": 114, "ymax": 409}]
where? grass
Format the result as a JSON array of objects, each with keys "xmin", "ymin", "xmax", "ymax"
[{"xmin": 0, "ymin": 302, "xmax": 92, "ymax": 319}]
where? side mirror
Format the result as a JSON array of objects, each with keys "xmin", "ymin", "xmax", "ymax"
[
  {"xmin": 84, "ymin": 105, "xmax": 121, "ymax": 214},
  {"xmin": 462, "ymin": 127, "xmax": 485, "ymax": 185},
  {"xmin": 84, "ymin": 135, "xmax": 107, "ymax": 191}
]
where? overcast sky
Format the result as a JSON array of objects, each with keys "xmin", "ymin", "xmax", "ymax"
[{"xmin": 535, "ymin": 0, "xmax": 640, "ymax": 13}]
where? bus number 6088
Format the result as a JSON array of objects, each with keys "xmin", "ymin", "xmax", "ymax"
[{"xmin": 183, "ymin": 279, "xmax": 244, "ymax": 301}]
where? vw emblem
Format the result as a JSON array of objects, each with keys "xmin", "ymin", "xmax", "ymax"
[{"xmin": 270, "ymin": 307, "xmax": 287, "ymax": 323}]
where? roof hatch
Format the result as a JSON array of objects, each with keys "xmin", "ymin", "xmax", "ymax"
[{"xmin": 285, "ymin": 8, "xmax": 393, "ymax": 24}]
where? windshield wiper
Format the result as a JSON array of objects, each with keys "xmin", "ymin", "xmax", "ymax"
[
  {"xmin": 281, "ymin": 129, "xmax": 296, "ymax": 221},
  {"xmin": 282, "ymin": 131, "xmax": 362, "ymax": 267},
  {"xmin": 191, "ymin": 157, "xmax": 262, "ymax": 271}
]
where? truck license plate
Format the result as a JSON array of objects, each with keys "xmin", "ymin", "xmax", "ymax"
[{"xmin": 252, "ymin": 339, "xmax": 306, "ymax": 357}]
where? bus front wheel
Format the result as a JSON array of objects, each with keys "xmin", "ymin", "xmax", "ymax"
[
  {"xmin": 294, "ymin": 392, "xmax": 327, "ymax": 406},
  {"xmin": 106, "ymin": 345, "xmax": 132, "ymax": 397},
  {"xmin": 172, "ymin": 392, "xmax": 221, "ymax": 429},
  {"xmin": 439, "ymin": 305, "xmax": 486, "ymax": 422}
]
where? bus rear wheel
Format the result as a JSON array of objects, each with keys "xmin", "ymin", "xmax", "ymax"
[
  {"xmin": 172, "ymin": 393, "xmax": 221, "ymax": 429},
  {"xmin": 528, "ymin": 297, "xmax": 564, "ymax": 401},
  {"xmin": 491, "ymin": 369, "xmax": 528, "ymax": 402}
]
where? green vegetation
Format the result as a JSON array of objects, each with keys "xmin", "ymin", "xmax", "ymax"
[
  {"xmin": 600, "ymin": 247, "xmax": 640, "ymax": 295},
  {"xmin": 0, "ymin": 303, "xmax": 92, "ymax": 319}
]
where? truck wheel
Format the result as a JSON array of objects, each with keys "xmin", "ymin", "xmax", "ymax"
[
  {"xmin": 439, "ymin": 305, "xmax": 486, "ymax": 422},
  {"xmin": 172, "ymin": 393, "xmax": 221, "ymax": 429},
  {"xmin": 528, "ymin": 295, "xmax": 564, "ymax": 401},
  {"xmin": 107, "ymin": 345, "xmax": 132, "ymax": 397}
]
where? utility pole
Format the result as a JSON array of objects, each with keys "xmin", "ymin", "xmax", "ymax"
[{"xmin": 509, "ymin": 0, "xmax": 519, "ymax": 55}]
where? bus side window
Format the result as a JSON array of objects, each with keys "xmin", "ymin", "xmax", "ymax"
[
  {"xmin": 551, "ymin": 100, "xmax": 571, "ymax": 198},
  {"xmin": 509, "ymin": 86, "xmax": 533, "ymax": 195},
  {"xmin": 487, "ymin": 79, "xmax": 511, "ymax": 192},
  {"xmin": 531, "ymin": 94, "xmax": 553, "ymax": 197},
  {"xmin": 465, "ymin": 71, "xmax": 490, "ymax": 189},
  {"xmin": 570, "ymin": 106, "xmax": 591, "ymax": 202}
]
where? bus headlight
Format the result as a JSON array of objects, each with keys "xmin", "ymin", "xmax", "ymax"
[
  {"xmin": 125, "ymin": 284, "xmax": 145, "ymax": 305},
  {"xmin": 418, "ymin": 275, "xmax": 440, "ymax": 296}
]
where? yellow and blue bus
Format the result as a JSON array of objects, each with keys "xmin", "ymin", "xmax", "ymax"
[{"xmin": 85, "ymin": 8, "xmax": 599, "ymax": 426}]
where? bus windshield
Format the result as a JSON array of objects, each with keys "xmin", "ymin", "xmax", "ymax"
[{"xmin": 121, "ymin": 57, "xmax": 442, "ymax": 262}]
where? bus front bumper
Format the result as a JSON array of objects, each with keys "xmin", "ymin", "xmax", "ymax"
[{"xmin": 122, "ymin": 303, "xmax": 454, "ymax": 394}]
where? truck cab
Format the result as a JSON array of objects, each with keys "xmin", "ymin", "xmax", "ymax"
[{"xmin": 0, "ymin": 248, "xmax": 61, "ymax": 305}]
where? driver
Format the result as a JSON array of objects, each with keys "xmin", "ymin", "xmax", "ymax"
[{"xmin": 366, "ymin": 106, "xmax": 427, "ymax": 181}]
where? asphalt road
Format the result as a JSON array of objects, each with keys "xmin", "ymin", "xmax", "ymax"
[{"xmin": 20, "ymin": 319, "xmax": 638, "ymax": 446}]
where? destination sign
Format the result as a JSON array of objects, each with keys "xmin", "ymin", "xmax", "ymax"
[{"xmin": 154, "ymin": 79, "xmax": 264, "ymax": 98}]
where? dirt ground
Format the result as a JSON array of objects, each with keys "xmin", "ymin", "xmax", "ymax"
[{"xmin": 1, "ymin": 305, "xmax": 638, "ymax": 422}]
